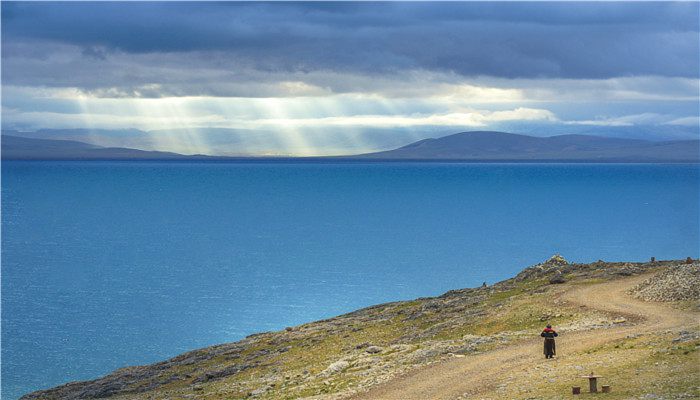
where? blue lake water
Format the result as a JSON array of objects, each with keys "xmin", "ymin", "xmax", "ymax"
[{"xmin": 2, "ymin": 161, "xmax": 699, "ymax": 399}]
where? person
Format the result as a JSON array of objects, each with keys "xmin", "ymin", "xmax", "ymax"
[{"xmin": 541, "ymin": 324, "xmax": 558, "ymax": 358}]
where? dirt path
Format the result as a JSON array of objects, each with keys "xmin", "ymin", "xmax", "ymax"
[{"xmin": 348, "ymin": 273, "xmax": 698, "ymax": 400}]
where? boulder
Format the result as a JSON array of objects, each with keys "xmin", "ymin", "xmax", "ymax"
[
  {"xmin": 365, "ymin": 346, "xmax": 383, "ymax": 354},
  {"xmin": 549, "ymin": 274, "xmax": 566, "ymax": 284}
]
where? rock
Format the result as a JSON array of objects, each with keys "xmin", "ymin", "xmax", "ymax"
[
  {"xmin": 366, "ymin": 346, "xmax": 383, "ymax": 354},
  {"xmin": 278, "ymin": 346, "xmax": 292, "ymax": 353},
  {"xmin": 193, "ymin": 364, "xmax": 245, "ymax": 383},
  {"xmin": 389, "ymin": 344, "xmax": 412, "ymax": 352},
  {"xmin": 549, "ymin": 274, "xmax": 566, "ymax": 284},
  {"xmin": 249, "ymin": 386, "xmax": 269, "ymax": 397},
  {"xmin": 545, "ymin": 254, "xmax": 569, "ymax": 266},
  {"xmin": 411, "ymin": 348, "xmax": 439, "ymax": 360},
  {"xmin": 323, "ymin": 360, "xmax": 349, "ymax": 375},
  {"xmin": 355, "ymin": 355, "xmax": 380, "ymax": 367},
  {"xmin": 514, "ymin": 254, "xmax": 572, "ymax": 282}
]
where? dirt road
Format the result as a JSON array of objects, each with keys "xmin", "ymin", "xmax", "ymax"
[{"xmin": 348, "ymin": 273, "xmax": 697, "ymax": 400}]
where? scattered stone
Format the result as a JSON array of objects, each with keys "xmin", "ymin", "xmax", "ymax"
[
  {"xmin": 615, "ymin": 267, "xmax": 636, "ymax": 276},
  {"xmin": 672, "ymin": 331, "xmax": 700, "ymax": 343},
  {"xmin": 366, "ymin": 346, "xmax": 383, "ymax": 354},
  {"xmin": 249, "ymin": 386, "xmax": 269, "ymax": 397},
  {"xmin": 630, "ymin": 263, "xmax": 699, "ymax": 302}
]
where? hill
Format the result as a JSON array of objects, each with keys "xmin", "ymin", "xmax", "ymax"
[
  {"xmin": 1, "ymin": 135, "xmax": 196, "ymax": 160},
  {"xmin": 354, "ymin": 131, "xmax": 700, "ymax": 162},
  {"xmin": 21, "ymin": 257, "xmax": 699, "ymax": 400}
]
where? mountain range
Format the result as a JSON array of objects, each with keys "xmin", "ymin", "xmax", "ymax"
[
  {"xmin": 2, "ymin": 131, "xmax": 698, "ymax": 162},
  {"xmin": 354, "ymin": 131, "xmax": 700, "ymax": 162}
]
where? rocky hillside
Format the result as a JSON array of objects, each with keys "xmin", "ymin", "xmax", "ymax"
[{"xmin": 22, "ymin": 257, "xmax": 699, "ymax": 400}]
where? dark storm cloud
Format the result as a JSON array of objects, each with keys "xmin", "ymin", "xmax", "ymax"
[{"xmin": 2, "ymin": 1, "xmax": 698, "ymax": 86}]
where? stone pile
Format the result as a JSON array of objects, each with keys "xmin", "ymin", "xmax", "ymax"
[{"xmin": 631, "ymin": 263, "xmax": 699, "ymax": 302}]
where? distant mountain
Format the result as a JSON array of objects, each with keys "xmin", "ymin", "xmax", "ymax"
[
  {"xmin": 1, "ymin": 135, "xmax": 196, "ymax": 160},
  {"xmin": 2, "ymin": 128, "xmax": 430, "ymax": 157},
  {"xmin": 3, "ymin": 131, "xmax": 699, "ymax": 162},
  {"xmin": 354, "ymin": 131, "xmax": 700, "ymax": 162}
]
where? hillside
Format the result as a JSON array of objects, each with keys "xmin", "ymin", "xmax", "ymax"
[
  {"xmin": 355, "ymin": 131, "xmax": 700, "ymax": 162},
  {"xmin": 21, "ymin": 257, "xmax": 700, "ymax": 400}
]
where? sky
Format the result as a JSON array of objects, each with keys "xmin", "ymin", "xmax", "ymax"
[{"xmin": 2, "ymin": 1, "xmax": 699, "ymax": 156}]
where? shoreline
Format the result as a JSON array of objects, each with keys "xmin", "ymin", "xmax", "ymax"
[{"xmin": 20, "ymin": 256, "xmax": 699, "ymax": 399}]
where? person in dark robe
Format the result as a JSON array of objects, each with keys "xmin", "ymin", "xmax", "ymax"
[{"xmin": 541, "ymin": 324, "xmax": 558, "ymax": 358}]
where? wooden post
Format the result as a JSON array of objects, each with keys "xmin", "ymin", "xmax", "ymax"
[
  {"xmin": 572, "ymin": 386, "xmax": 581, "ymax": 395},
  {"xmin": 581, "ymin": 374, "xmax": 602, "ymax": 393},
  {"xmin": 602, "ymin": 385, "xmax": 611, "ymax": 393},
  {"xmin": 589, "ymin": 377, "xmax": 598, "ymax": 393}
]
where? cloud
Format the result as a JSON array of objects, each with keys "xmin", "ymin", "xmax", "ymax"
[
  {"xmin": 565, "ymin": 113, "xmax": 700, "ymax": 127},
  {"xmin": 666, "ymin": 116, "xmax": 700, "ymax": 127},
  {"xmin": 2, "ymin": 2, "xmax": 698, "ymax": 93},
  {"xmin": 0, "ymin": 89, "xmax": 555, "ymax": 131},
  {"xmin": 2, "ymin": 2, "xmax": 698, "ymax": 152},
  {"xmin": 237, "ymin": 107, "xmax": 558, "ymax": 129}
]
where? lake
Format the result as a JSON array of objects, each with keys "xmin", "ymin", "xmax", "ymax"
[{"xmin": 2, "ymin": 161, "xmax": 698, "ymax": 399}]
